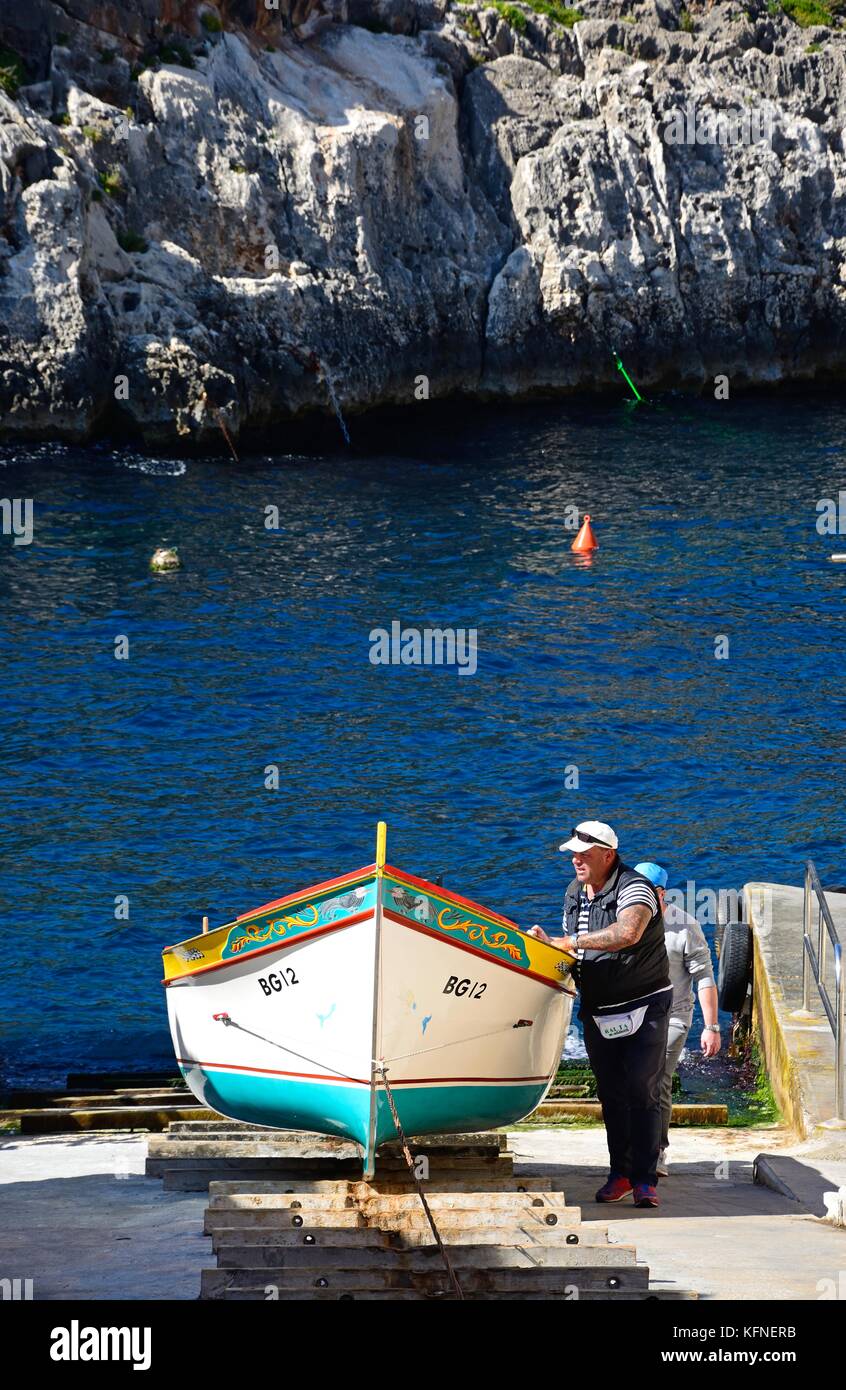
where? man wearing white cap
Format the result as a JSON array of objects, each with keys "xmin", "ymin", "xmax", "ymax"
[{"xmin": 530, "ymin": 821, "xmax": 671, "ymax": 1208}]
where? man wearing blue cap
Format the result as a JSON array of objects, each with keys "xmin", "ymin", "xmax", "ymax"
[{"xmin": 634, "ymin": 862, "xmax": 720, "ymax": 1176}]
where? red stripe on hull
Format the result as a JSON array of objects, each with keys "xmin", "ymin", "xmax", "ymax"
[
  {"xmin": 178, "ymin": 1058, "xmax": 368, "ymax": 1084},
  {"xmin": 178, "ymin": 1059, "xmax": 550, "ymax": 1086}
]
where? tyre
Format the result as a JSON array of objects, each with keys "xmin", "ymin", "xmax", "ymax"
[{"xmin": 718, "ymin": 921, "xmax": 753, "ymax": 1014}]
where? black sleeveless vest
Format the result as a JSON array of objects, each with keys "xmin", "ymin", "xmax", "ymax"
[{"xmin": 563, "ymin": 858, "xmax": 670, "ymax": 1010}]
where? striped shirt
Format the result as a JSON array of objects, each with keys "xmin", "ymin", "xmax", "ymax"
[{"xmin": 575, "ymin": 878, "xmax": 660, "ymax": 961}]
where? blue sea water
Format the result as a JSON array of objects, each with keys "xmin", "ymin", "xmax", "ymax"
[{"xmin": 1, "ymin": 393, "xmax": 845, "ymax": 1087}]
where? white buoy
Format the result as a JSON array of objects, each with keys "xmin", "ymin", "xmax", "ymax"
[
  {"xmin": 830, "ymin": 554, "xmax": 846, "ymax": 563},
  {"xmin": 150, "ymin": 547, "xmax": 180, "ymax": 571}
]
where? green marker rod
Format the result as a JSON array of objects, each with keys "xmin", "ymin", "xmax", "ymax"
[{"xmin": 614, "ymin": 353, "xmax": 642, "ymax": 403}]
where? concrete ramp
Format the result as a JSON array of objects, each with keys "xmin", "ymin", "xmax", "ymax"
[
  {"xmin": 745, "ymin": 881, "xmax": 846, "ymax": 1226},
  {"xmin": 745, "ymin": 881, "xmax": 846, "ymax": 1141}
]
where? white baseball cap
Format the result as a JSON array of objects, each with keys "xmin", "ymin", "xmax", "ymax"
[{"xmin": 559, "ymin": 821, "xmax": 619, "ymax": 853}]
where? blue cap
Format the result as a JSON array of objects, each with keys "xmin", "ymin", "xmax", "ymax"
[{"xmin": 634, "ymin": 861, "xmax": 668, "ymax": 889}]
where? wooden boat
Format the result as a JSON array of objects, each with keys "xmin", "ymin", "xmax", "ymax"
[{"xmin": 162, "ymin": 824, "xmax": 575, "ymax": 1175}]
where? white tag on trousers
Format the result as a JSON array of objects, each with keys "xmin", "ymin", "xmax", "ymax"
[{"xmin": 594, "ymin": 1005, "xmax": 649, "ymax": 1040}]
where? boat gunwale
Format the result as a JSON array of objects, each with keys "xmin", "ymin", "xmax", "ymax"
[
  {"xmin": 384, "ymin": 863, "xmax": 523, "ymax": 934},
  {"xmin": 164, "ymin": 859, "xmax": 544, "ymax": 959},
  {"xmin": 233, "ymin": 865, "xmax": 378, "ymax": 924},
  {"xmin": 381, "ymin": 907, "xmax": 574, "ymax": 994},
  {"xmin": 161, "ymin": 866, "xmax": 378, "ymax": 959},
  {"xmin": 161, "ymin": 909, "xmax": 375, "ymax": 986},
  {"xmin": 163, "ymin": 903, "xmax": 575, "ymax": 992}
]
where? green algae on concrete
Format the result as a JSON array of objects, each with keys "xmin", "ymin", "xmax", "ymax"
[
  {"xmin": 519, "ymin": 1054, "xmax": 760, "ymax": 1129},
  {"xmin": 512, "ymin": 1113, "xmax": 603, "ymax": 1130},
  {"xmin": 723, "ymin": 1041, "xmax": 780, "ymax": 1129}
]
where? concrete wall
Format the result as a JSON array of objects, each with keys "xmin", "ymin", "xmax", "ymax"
[
  {"xmin": 745, "ymin": 881, "xmax": 844, "ymax": 1141},
  {"xmin": 746, "ymin": 884, "xmax": 807, "ymax": 1140}
]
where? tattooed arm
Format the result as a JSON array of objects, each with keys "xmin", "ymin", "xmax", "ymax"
[
  {"xmin": 577, "ymin": 903, "xmax": 652, "ymax": 953},
  {"xmin": 528, "ymin": 904, "xmax": 651, "ymax": 954}
]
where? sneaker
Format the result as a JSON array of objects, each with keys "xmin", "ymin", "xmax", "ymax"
[
  {"xmin": 595, "ymin": 1174, "xmax": 633, "ymax": 1203},
  {"xmin": 656, "ymin": 1149, "xmax": 668, "ymax": 1177},
  {"xmin": 632, "ymin": 1183, "xmax": 659, "ymax": 1208}
]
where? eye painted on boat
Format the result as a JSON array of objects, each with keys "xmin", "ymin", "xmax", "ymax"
[
  {"xmin": 442, "ymin": 977, "xmax": 487, "ymax": 999},
  {"xmin": 258, "ymin": 967, "xmax": 300, "ymax": 996}
]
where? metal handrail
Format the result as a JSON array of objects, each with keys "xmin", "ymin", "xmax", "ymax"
[{"xmin": 803, "ymin": 860, "xmax": 845, "ymax": 1121}]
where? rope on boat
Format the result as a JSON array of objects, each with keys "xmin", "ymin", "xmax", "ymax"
[
  {"xmin": 212, "ymin": 1014, "xmax": 362, "ymax": 1081},
  {"xmin": 384, "ymin": 1018, "xmax": 535, "ymax": 1064},
  {"xmin": 213, "ymin": 1012, "xmax": 543, "ymax": 1070},
  {"xmin": 376, "ymin": 1063, "xmax": 464, "ymax": 1302}
]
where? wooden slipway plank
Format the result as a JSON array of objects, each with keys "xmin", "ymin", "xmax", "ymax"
[
  {"xmin": 202, "ymin": 1287, "xmax": 697, "ymax": 1301},
  {"xmin": 200, "ymin": 1265, "xmax": 650, "ymax": 1295},
  {"xmin": 20, "ymin": 1106, "xmax": 215, "ymax": 1134}
]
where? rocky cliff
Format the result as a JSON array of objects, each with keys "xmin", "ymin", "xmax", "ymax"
[{"xmin": 1, "ymin": 0, "xmax": 845, "ymax": 443}]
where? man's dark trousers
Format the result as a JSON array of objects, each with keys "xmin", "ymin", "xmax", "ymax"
[{"xmin": 580, "ymin": 991, "xmax": 672, "ymax": 1186}]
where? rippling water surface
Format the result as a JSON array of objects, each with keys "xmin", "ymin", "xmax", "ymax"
[{"xmin": 2, "ymin": 394, "xmax": 845, "ymax": 1084}]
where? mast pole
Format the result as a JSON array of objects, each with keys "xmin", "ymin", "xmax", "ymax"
[
  {"xmin": 376, "ymin": 820, "xmax": 387, "ymax": 871},
  {"xmin": 365, "ymin": 820, "xmax": 388, "ymax": 1178}
]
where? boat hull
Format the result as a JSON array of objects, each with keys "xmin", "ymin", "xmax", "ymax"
[{"xmin": 163, "ymin": 862, "xmax": 574, "ymax": 1171}]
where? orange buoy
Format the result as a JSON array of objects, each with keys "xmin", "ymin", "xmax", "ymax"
[{"xmin": 571, "ymin": 514, "xmax": 598, "ymax": 552}]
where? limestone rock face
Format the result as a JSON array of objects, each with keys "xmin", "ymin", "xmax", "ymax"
[{"xmin": 1, "ymin": 0, "xmax": 845, "ymax": 440}]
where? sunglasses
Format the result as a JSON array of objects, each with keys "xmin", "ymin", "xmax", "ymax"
[{"xmin": 571, "ymin": 829, "xmax": 615, "ymax": 849}]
